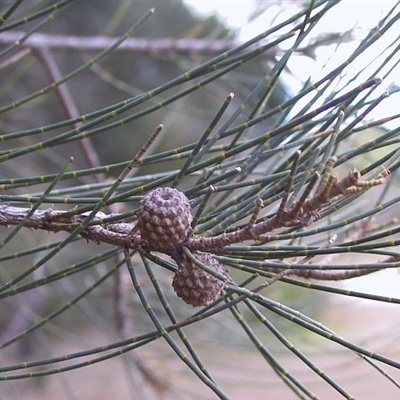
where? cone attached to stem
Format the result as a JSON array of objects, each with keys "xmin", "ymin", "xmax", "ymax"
[
  {"xmin": 136, "ymin": 187, "xmax": 193, "ymax": 252},
  {"xmin": 172, "ymin": 251, "xmax": 226, "ymax": 307}
]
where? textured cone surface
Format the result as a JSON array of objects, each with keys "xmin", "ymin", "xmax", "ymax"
[
  {"xmin": 137, "ymin": 187, "xmax": 192, "ymax": 252},
  {"xmin": 172, "ymin": 252, "xmax": 226, "ymax": 307}
]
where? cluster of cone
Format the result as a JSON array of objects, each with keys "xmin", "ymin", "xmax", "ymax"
[{"xmin": 136, "ymin": 187, "xmax": 226, "ymax": 306}]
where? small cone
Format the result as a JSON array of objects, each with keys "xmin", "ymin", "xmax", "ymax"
[
  {"xmin": 137, "ymin": 187, "xmax": 192, "ymax": 252},
  {"xmin": 172, "ymin": 251, "xmax": 226, "ymax": 307}
]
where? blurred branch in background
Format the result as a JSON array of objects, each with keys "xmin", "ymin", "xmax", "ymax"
[{"xmin": 0, "ymin": 30, "xmax": 237, "ymax": 55}]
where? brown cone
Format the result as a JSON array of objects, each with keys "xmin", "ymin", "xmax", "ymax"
[
  {"xmin": 172, "ymin": 251, "xmax": 226, "ymax": 307},
  {"xmin": 137, "ymin": 187, "xmax": 192, "ymax": 252}
]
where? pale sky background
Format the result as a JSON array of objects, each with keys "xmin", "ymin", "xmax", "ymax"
[
  {"xmin": 186, "ymin": 1, "xmax": 399, "ymax": 127},
  {"xmin": 185, "ymin": 1, "xmax": 400, "ymax": 297}
]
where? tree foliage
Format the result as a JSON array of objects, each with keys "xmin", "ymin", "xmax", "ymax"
[{"xmin": 0, "ymin": 1, "xmax": 400, "ymax": 399}]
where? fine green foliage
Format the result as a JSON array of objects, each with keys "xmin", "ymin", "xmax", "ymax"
[{"xmin": 0, "ymin": 1, "xmax": 400, "ymax": 399}]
